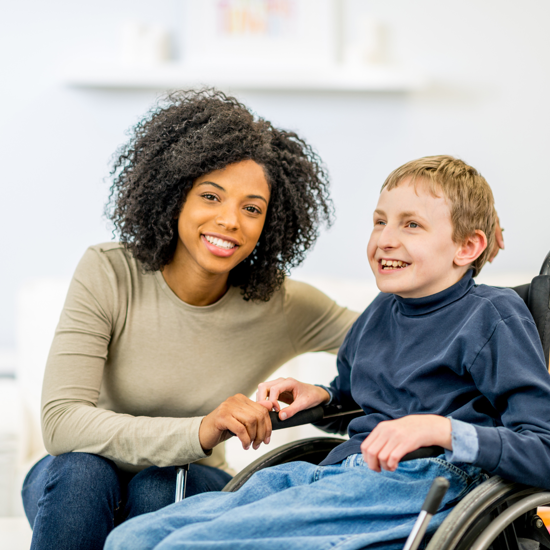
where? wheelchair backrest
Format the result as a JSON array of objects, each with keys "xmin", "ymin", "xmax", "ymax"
[{"xmin": 511, "ymin": 250, "xmax": 550, "ymax": 368}]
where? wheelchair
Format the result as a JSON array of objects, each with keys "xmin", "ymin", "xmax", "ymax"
[{"xmin": 178, "ymin": 251, "xmax": 550, "ymax": 550}]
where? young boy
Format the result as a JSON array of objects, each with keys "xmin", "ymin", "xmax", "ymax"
[{"xmin": 105, "ymin": 156, "xmax": 550, "ymax": 550}]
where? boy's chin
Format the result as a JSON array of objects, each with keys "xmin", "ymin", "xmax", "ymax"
[{"xmin": 375, "ymin": 276, "xmax": 414, "ymax": 297}]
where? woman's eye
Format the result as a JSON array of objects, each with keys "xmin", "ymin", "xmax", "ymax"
[
  {"xmin": 375, "ymin": 220, "xmax": 386, "ymax": 226},
  {"xmin": 245, "ymin": 206, "xmax": 261, "ymax": 214},
  {"xmin": 202, "ymin": 193, "xmax": 218, "ymax": 201}
]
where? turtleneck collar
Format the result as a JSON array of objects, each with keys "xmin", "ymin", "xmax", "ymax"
[{"xmin": 394, "ymin": 270, "xmax": 475, "ymax": 317}]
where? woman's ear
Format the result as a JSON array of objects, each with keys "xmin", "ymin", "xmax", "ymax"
[{"xmin": 454, "ymin": 230, "xmax": 487, "ymax": 267}]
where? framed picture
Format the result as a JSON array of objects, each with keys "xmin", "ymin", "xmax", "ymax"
[{"xmin": 182, "ymin": 0, "xmax": 341, "ymax": 71}]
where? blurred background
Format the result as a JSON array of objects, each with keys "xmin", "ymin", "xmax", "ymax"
[{"xmin": 1, "ymin": 0, "xmax": 550, "ymax": 545}]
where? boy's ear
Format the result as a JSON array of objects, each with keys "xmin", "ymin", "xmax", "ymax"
[{"xmin": 454, "ymin": 230, "xmax": 487, "ymax": 268}]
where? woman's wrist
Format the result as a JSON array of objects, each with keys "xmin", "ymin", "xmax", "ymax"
[{"xmin": 198, "ymin": 415, "xmax": 216, "ymax": 453}]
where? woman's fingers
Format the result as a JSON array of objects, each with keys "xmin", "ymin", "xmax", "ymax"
[
  {"xmin": 227, "ymin": 395, "xmax": 272, "ymax": 450},
  {"xmin": 200, "ymin": 394, "xmax": 272, "ymax": 451}
]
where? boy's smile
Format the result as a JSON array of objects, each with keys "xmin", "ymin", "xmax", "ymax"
[{"xmin": 367, "ymin": 178, "xmax": 469, "ymax": 299}]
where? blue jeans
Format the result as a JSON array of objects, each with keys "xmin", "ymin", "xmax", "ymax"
[
  {"xmin": 22, "ymin": 452, "xmax": 232, "ymax": 550},
  {"xmin": 105, "ymin": 454, "xmax": 484, "ymax": 550}
]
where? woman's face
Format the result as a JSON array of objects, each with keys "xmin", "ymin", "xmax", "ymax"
[{"xmin": 174, "ymin": 159, "xmax": 270, "ymax": 277}]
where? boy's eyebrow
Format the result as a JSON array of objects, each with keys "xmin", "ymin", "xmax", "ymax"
[
  {"xmin": 399, "ymin": 211, "xmax": 424, "ymax": 221},
  {"xmin": 374, "ymin": 208, "xmax": 428, "ymax": 222},
  {"xmin": 197, "ymin": 181, "xmax": 268, "ymax": 204}
]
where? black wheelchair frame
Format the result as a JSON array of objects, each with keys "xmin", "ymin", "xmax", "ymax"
[{"xmin": 176, "ymin": 250, "xmax": 550, "ymax": 550}]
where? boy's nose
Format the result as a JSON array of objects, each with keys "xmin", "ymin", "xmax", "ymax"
[{"xmin": 377, "ymin": 225, "xmax": 399, "ymax": 249}]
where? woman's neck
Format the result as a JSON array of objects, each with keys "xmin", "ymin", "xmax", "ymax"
[{"xmin": 161, "ymin": 260, "xmax": 229, "ymax": 306}]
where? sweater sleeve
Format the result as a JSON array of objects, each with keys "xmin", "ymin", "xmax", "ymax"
[
  {"xmin": 468, "ymin": 314, "xmax": 550, "ymax": 489},
  {"xmin": 41, "ymin": 246, "xmax": 210, "ymax": 470},
  {"xmin": 283, "ymin": 279, "xmax": 359, "ymax": 355}
]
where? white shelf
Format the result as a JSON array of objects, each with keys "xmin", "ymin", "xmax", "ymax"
[{"xmin": 62, "ymin": 62, "xmax": 425, "ymax": 92}]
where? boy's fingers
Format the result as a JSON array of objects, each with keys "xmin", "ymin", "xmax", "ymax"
[
  {"xmin": 257, "ymin": 400, "xmax": 273, "ymax": 411},
  {"xmin": 361, "ymin": 433, "xmax": 385, "ymax": 472},
  {"xmin": 256, "ymin": 378, "xmax": 286, "ymax": 402},
  {"xmin": 276, "ymin": 396, "xmax": 311, "ymax": 420}
]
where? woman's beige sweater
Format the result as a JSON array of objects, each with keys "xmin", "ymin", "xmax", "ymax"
[{"xmin": 41, "ymin": 243, "xmax": 358, "ymax": 472}]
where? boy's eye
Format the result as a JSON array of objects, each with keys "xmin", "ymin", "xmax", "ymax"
[
  {"xmin": 375, "ymin": 220, "xmax": 386, "ymax": 226},
  {"xmin": 407, "ymin": 222, "xmax": 419, "ymax": 229}
]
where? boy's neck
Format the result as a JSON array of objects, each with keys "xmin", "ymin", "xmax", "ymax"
[{"xmin": 393, "ymin": 271, "xmax": 474, "ymax": 316}]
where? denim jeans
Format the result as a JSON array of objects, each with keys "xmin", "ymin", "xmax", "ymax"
[
  {"xmin": 105, "ymin": 453, "xmax": 484, "ymax": 550},
  {"xmin": 22, "ymin": 452, "xmax": 232, "ymax": 550}
]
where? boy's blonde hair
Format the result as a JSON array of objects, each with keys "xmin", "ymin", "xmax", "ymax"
[{"xmin": 381, "ymin": 155, "xmax": 496, "ymax": 277}]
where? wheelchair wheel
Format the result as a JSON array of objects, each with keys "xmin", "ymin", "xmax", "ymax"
[
  {"xmin": 222, "ymin": 437, "xmax": 345, "ymax": 492},
  {"xmin": 426, "ymin": 476, "xmax": 550, "ymax": 550}
]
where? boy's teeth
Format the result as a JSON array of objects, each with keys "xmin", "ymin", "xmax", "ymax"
[
  {"xmin": 205, "ymin": 235, "xmax": 236, "ymax": 249},
  {"xmin": 380, "ymin": 259, "xmax": 409, "ymax": 269}
]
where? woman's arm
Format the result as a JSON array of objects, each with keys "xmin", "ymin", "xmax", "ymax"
[
  {"xmin": 41, "ymin": 246, "xmax": 271, "ymax": 468},
  {"xmin": 283, "ymin": 280, "xmax": 359, "ymax": 355}
]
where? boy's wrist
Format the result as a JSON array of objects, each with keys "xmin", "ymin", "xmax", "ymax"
[
  {"xmin": 314, "ymin": 384, "xmax": 333, "ymax": 405},
  {"xmin": 437, "ymin": 416, "xmax": 452, "ymax": 450}
]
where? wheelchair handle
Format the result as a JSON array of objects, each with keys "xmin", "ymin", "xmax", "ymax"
[
  {"xmin": 269, "ymin": 405, "xmax": 324, "ymax": 430},
  {"xmin": 421, "ymin": 476, "xmax": 450, "ymax": 514},
  {"xmin": 402, "ymin": 477, "xmax": 450, "ymax": 550}
]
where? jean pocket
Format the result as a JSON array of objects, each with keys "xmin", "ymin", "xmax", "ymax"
[{"xmin": 427, "ymin": 458, "xmax": 484, "ymax": 507}]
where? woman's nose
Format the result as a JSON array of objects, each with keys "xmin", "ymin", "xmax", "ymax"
[{"xmin": 215, "ymin": 206, "xmax": 239, "ymax": 230}]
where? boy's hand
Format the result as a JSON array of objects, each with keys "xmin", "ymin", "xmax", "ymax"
[
  {"xmin": 256, "ymin": 377, "xmax": 330, "ymax": 420},
  {"xmin": 199, "ymin": 394, "xmax": 272, "ymax": 452},
  {"xmin": 361, "ymin": 415, "xmax": 452, "ymax": 472}
]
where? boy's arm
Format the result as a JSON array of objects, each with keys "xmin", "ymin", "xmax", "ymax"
[
  {"xmin": 468, "ymin": 314, "xmax": 550, "ymax": 489},
  {"xmin": 257, "ymin": 320, "xmax": 360, "ymax": 419}
]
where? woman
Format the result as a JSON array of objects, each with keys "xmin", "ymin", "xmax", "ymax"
[{"xmin": 21, "ymin": 89, "xmax": 359, "ymax": 550}]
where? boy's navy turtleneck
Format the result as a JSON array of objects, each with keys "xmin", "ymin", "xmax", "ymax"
[
  {"xmin": 393, "ymin": 271, "xmax": 474, "ymax": 316},
  {"xmin": 320, "ymin": 271, "xmax": 550, "ymax": 490}
]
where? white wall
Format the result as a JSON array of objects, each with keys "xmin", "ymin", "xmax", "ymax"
[{"xmin": 2, "ymin": 0, "xmax": 550, "ymax": 351}]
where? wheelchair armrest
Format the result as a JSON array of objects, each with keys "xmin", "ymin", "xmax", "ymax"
[
  {"xmin": 401, "ymin": 446, "xmax": 444, "ymax": 462},
  {"xmin": 268, "ymin": 403, "xmax": 364, "ymax": 431},
  {"xmin": 268, "ymin": 405, "xmax": 325, "ymax": 430},
  {"xmin": 269, "ymin": 405, "xmax": 444, "ymax": 462}
]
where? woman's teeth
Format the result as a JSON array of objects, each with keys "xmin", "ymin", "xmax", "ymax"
[
  {"xmin": 380, "ymin": 259, "xmax": 409, "ymax": 269},
  {"xmin": 205, "ymin": 235, "xmax": 236, "ymax": 249}
]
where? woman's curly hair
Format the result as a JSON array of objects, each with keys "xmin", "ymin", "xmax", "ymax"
[{"xmin": 106, "ymin": 89, "xmax": 333, "ymax": 301}]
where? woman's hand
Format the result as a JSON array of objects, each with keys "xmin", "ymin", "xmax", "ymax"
[
  {"xmin": 256, "ymin": 377, "xmax": 330, "ymax": 420},
  {"xmin": 361, "ymin": 415, "xmax": 452, "ymax": 472},
  {"xmin": 199, "ymin": 394, "xmax": 272, "ymax": 452},
  {"xmin": 488, "ymin": 215, "xmax": 505, "ymax": 263}
]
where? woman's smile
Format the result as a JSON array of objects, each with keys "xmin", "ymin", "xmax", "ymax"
[{"xmin": 202, "ymin": 233, "xmax": 240, "ymax": 257}]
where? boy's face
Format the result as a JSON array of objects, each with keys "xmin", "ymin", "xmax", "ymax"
[{"xmin": 367, "ymin": 178, "xmax": 466, "ymax": 298}]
